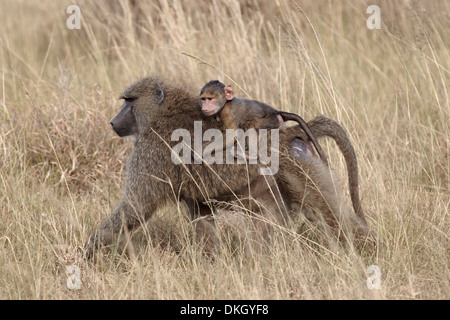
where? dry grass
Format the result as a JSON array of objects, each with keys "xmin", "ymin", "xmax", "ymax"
[{"xmin": 0, "ymin": 0, "xmax": 448, "ymax": 299}]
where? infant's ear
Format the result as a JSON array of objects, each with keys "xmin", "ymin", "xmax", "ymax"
[{"xmin": 224, "ymin": 85, "xmax": 234, "ymax": 101}]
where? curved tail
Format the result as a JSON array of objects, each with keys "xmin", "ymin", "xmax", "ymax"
[{"xmin": 305, "ymin": 115, "xmax": 367, "ymax": 228}]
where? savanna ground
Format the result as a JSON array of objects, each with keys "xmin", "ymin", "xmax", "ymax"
[{"xmin": 0, "ymin": 0, "xmax": 448, "ymax": 300}]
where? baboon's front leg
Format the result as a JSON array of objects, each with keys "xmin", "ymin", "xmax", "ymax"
[{"xmin": 85, "ymin": 198, "xmax": 156, "ymax": 259}]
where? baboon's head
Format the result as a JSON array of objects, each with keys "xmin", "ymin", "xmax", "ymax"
[
  {"xmin": 199, "ymin": 80, "xmax": 234, "ymax": 116},
  {"xmin": 110, "ymin": 77, "xmax": 165, "ymax": 139}
]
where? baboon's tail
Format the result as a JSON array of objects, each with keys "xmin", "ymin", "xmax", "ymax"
[{"xmin": 307, "ymin": 115, "xmax": 368, "ymax": 228}]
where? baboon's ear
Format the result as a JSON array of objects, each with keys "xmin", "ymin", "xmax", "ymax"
[
  {"xmin": 224, "ymin": 85, "xmax": 234, "ymax": 101},
  {"xmin": 155, "ymin": 83, "xmax": 165, "ymax": 104}
]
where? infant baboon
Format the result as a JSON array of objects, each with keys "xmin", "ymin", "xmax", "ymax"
[
  {"xmin": 199, "ymin": 80, "xmax": 328, "ymax": 166},
  {"xmin": 84, "ymin": 77, "xmax": 372, "ymax": 259}
]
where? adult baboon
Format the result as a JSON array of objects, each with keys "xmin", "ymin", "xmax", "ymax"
[
  {"xmin": 84, "ymin": 77, "xmax": 372, "ymax": 258},
  {"xmin": 86, "ymin": 77, "xmax": 260, "ymax": 258}
]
